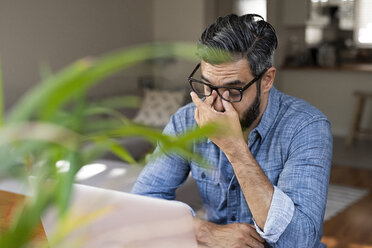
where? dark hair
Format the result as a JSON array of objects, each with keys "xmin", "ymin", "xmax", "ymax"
[{"xmin": 197, "ymin": 14, "xmax": 278, "ymax": 77}]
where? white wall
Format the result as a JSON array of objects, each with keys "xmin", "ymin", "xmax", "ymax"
[
  {"xmin": 276, "ymin": 69, "xmax": 372, "ymax": 137},
  {"xmin": 151, "ymin": 0, "xmax": 206, "ymax": 89},
  {"xmin": 0, "ymin": 0, "xmax": 232, "ymax": 109},
  {"xmin": 153, "ymin": 0, "xmax": 205, "ymax": 42},
  {"xmin": 7, "ymin": 0, "xmax": 366, "ymax": 137},
  {"xmin": 0, "ymin": 0, "xmax": 153, "ymax": 109}
]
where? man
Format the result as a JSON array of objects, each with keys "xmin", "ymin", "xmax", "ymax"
[{"xmin": 132, "ymin": 14, "xmax": 332, "ymax": 248}]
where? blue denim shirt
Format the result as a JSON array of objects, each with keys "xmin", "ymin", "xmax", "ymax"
[{"xmin": 132, "ymin": 87, "xmax": 332, "ymax": 247}]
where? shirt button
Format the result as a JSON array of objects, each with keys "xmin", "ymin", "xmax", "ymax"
[
  {"xmin": 201, "ymin": 172, "xmax": 206, "ymax": 179},
  {"xmin": 217, "ymin": 183, "xmax": 220, "ymax": 187},
  {"xmin": 231, "ymin": 216, "xmax": 236, "ymax": 221},
  {"xmin": 231, "ymin": 185, "xmax": 236, "ymax": 190}
]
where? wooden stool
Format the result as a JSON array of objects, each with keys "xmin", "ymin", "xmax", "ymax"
[{"xmin": 345, "ymin": 91, "xmax": 372, "ymax": 146}]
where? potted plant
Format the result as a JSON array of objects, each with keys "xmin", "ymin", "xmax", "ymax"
[{"xmin": 0, "ymin": 43, "xmax": 216, "ymax": 247}]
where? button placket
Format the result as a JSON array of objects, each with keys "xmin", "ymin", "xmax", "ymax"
[
  {"xmin": 227, "ymin": 177, "xmax": 239, "ymax": 223},
  {"xmin": 248, "ymin": 131, "xmax": 257, "ymax": 148}
]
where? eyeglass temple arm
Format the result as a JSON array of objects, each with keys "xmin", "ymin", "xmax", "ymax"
[
  {"xmin": 241, "ymin": 68, "xmax": 268, "ymax": 91},
  {"xmin": 188, "ymin": 63, "xmax": 201, "ymax": 79}
]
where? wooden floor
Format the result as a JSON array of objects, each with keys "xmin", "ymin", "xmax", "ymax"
[{"xmin": 321, "ymin": 165, "xmax": 372, "ymax": 248}]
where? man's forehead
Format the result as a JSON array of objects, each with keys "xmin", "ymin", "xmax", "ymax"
[{"xmin": 201, "ymin": 59, "xmax": 252, "ymax": 77}]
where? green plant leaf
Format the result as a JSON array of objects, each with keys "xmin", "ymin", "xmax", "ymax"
[
  {"xmin": 0, "ymin": 43, "xmax": 224, "ymax": 248},
  {"xmin": 105, "ymin": 140, "xmax": 136, "ymax": 164},
  {"xmin": 7, "ymin": 43, "xmax": 198, "ymax": 123}
]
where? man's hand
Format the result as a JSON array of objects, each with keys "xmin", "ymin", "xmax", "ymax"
[
  {"xmin": 191, "ymin": 91, "xmax": 274, "ymax": 231},
  {"xmin": 190, "ymin": 91, "xmax": 245, "ymax": 154},
  {"xmin": 194, "ymin": 218, "xmax": 265, "ymax": 248}
]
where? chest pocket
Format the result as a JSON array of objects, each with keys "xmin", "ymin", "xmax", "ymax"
[{"xmin": 191, "ymin": 163, "xmax": 222, "ymax": 211}]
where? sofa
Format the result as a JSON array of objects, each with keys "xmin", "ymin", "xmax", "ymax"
[{"xmin": 97, "ymin": 88, "xmax": 204, "ymax": 215}]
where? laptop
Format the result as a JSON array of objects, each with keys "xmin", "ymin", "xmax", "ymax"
[
  {"xmin": 0, "ymin": 179, "xmax": 197, "ymax": 248},
  {"xmin": 42, "ymin": 183, "xmax": 198, "ymax": 248}
]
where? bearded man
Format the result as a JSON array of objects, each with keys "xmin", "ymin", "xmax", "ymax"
[{"xmin": 132, "ymin": 14, "xmax": 332, "ymax": 248}]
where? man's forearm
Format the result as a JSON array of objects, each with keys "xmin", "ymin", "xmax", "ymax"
[{"xmin": 224, "ymin": 139, "xmax": 274, "ymax": 229}]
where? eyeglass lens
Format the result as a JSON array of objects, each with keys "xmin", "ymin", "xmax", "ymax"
[{"xmin": 190, "ymin": 80, "xmax": 242, "ymax": 102}]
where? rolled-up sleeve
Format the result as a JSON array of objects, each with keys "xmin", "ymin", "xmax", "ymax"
[
  {"xmin": 253, "ymin": 186, "xmax": 294, "ymax": 243},
  {"xmin": 255, "ymin": 118, "xmax": 332, "ymax": 247}
]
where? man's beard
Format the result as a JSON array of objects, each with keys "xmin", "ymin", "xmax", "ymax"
[{"xmin": 240, "ymin": 83, "xmax": 261, "ymax": 130}]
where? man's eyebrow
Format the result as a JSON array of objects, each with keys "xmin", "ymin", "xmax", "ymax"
[
  {"xmin": 223, "ymin": 80, "xmax": 245, "ymax": 86},
  {"xmin": 201, "ymin": 75, "xmax": 211, "ymax": 83},
  {"xmin": 201, "ymin": 75, "xmax": 245, "ymax": 87}
]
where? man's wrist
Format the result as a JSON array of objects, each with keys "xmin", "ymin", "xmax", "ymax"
[
  {"xmin": 193, "ymin": 218, "xmax": 217, "ymax": 246},
  {"xmin": 224, "ymin": 138, "xmax": 251, "ymax": 163}
]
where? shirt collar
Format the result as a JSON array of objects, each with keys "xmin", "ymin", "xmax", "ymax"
[{"xmin": 253, "ymin": 86, "xmax": 280, "ymax": 143}]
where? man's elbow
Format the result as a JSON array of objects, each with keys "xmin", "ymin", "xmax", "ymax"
[{"xmin": 268, "ymin": 212, "xmax": 321, "ymax": 247}]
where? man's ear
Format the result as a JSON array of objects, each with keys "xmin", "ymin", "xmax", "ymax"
[{"xmin": 261, "ymin": 67, "xmax": 276, "ymax": 94}]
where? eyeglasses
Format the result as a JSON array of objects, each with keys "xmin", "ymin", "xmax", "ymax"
[{"xmin": 188, "ymin": 63, "xmax": 266, "ymax": 103}]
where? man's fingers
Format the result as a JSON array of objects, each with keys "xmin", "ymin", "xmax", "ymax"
[
  {"xmin": 246, "ymin": 238, "xmax": 265, "ymax": 248},
  {"xmin": 239, "ymin": 224, "xmax": 265, "ymax": 248},
  {"xmin": 191, "ymin": 91, "xmax": 216, "ymax": 113},
  {"xmin": 221, "ymin": 91, "xmax": 235, "ymax": 112},
  {"xmin": 247, "ymin": 224, "xmax": 265, "ymax": 243},
  {"xmin": 204, "ymin": 90, "xmax": 217, "ymax": 106},
  {"xmin": 190, "ymin": 92, "xmax": 204, "ymax": 108},
  {"xmin": 194, "ymin": 108, "xmax": 200, "ymax": 125}
]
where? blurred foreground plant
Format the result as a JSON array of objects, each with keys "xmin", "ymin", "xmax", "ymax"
[{"xmin": 0, "ymin": 43, "xmax": 218, "ymax": 247}]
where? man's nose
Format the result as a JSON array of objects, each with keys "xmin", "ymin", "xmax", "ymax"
[{"xmin": 212, "ymin": 90, "xmax": 225, "ymax": 112}]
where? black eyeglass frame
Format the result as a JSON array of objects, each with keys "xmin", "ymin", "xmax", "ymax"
[{"xmin": 188, "ymin": 63, "xmax": 267, "ymax": 103}]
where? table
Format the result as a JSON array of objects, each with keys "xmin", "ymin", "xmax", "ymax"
[{"xmin": 0, "ymin": 190, "xmax": 47, "ymax": 246}]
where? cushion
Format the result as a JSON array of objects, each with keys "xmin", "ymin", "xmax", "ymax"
[{"xmin": 133, "ymin": 89, "xmax": 185, "ymax": 128}]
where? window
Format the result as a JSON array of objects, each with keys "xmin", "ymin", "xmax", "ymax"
[
  {"xmin": 306, "ymin": 0, "xmax": 355, "ymax": 47},
  {"xmin": 355, "ymin": 0, "xmax": 372, "ymax": 47}
]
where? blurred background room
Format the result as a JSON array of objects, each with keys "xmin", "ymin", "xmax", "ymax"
[{"xmin": 0, "ymin": 0, "xmax": 371, "ymax": 247}]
